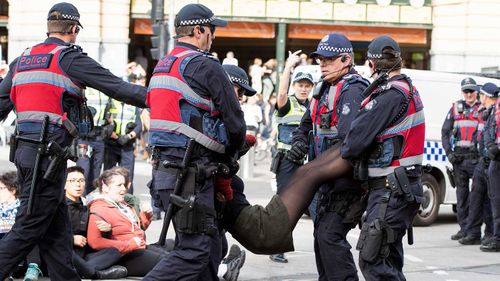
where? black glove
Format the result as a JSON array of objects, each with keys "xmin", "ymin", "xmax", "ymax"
[
  {"xmin": 487, "ymin": 145, "xmax": 500, "ymax": 161},
  {"xmin": 446, "ymin": 153, "xmax": 457, "ymax": 164},
  {"xmin": 286, "ymin": 141, "xmax": 308, "ymax": 162},
  {"xmin": 117, "ymin": 135, "xmax": 132, "ymax": 146}
]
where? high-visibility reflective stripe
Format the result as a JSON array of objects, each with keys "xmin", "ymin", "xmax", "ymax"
[
  {"xmin": 368, "ymin": 154, "xmax": 423, "ymax": 177},
  {"xmin": 150, "ymin": 119, "xmax": 225, "ymax": 153},
  {"xmin": 276, "ymin": 96, "xmax": 306, "ymax": 125},
  {"xmin": 22, "ymin": 45, "xmax": 68, "ymax": 56},
  {"xmin": 275, "ymin": 115, "xmax": 302, "ymax": 124},
  {"xmin": 378, "ymin": 110, "xmax": 425, "ymax": 138},
  {"xmin": 17, "ymin": 111, "xmax": 63, "ymax": 124},
  {"xmin": 316, "ymin": 126, "xmax": 338, "ymax": 136},
  {"xmin": 175, "ymin": 50, "xmax": 197, "ymax": 58},
  {"xmin": 149, "ymin": 75, "xmax": 216, "ymax": 112},
  {"xmin": 453, "ymin": 120, "xmax": 478, "ymax": 128},
  {"xmin": 387, "ymin": 81, "xmax": 411, "ymax": 92},
  {"xmin": 277, "ymin": 143, "xmax": 292, "ymax": 150},
  {"xmin": 455, "ymin": 140, "xmax": 474, "ymax": 147},
  {"xmin": 12, "ymin": 71, "xmax": 83, "ymax": 96}
]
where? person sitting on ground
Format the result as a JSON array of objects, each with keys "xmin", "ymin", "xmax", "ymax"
[
  {"xmin": 65, "ymin": 166, "xmax": 128, "ymax": 279},
  {"xmin": 87, "ymin": 167, "xmax": 165, "ymax": 277},
  {"xmin": 0, "ymin": 171, "xmax": 19, "ymax": 240}
]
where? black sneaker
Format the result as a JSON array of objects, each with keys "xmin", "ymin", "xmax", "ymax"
[
  {"xmin": 458, "ymin": 235, "xmax": 481, "ymax": 245},
  {"xmin": 481, "ymin": 233, "xmax": 493, "ymax": 245},
  {"xmin": 223, "ymin": 245, "xmax": 246, "ymax": 281},
  {"xmin": 480, "ymin": 240, "xmax": 500, "ymax": 252},
  {"xmin": 269, "ymin": 253, "xmax": 288, "ymax": 263},
  {"xmin": 451, "ymin": 231, "xmax": 465, "ymax": 240}
]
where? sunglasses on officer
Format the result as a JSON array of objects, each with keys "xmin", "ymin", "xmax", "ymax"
[
  {"xmin": 233, "ymin": 83, "xmax": 246, "ymax": 98},
  {"xmin": 315, "ymin": 55, "xmax": 342, "ymax": 65}
]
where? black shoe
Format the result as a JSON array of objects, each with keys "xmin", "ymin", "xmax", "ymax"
[
  {"xmin": 269, "ymin": 253, "xmax": 288, "ymax": 263},
  {"xmin": 223, "ymin": 245, "xmax": 246, "ymax": 281},
  {"xmin": 459, "ymin": 235, "xmax": 481, "ymax": 245},
  {"xmin": 482, "ymin": 233, "xmax": 493, "ymax": 245},
  {"xmin": 480, "ymin": 241, "xmax": 500, "ymax": 252},
  {"xmin": 152, "ymin": 213, "xmax": 162, "ymax": 221},
  {"xmin": 96, "ymin": 265, "xmax": 128, "ymax": 279},
  {"xmin": 451, "ymin": 231, "xmax": 465, "ymax": 240}
]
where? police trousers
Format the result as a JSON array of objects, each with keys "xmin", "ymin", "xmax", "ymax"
[
  {"xmin": 453, "ymin": 158, "xmax": 478, "ymax": 232},
  {"xmin": 0, "ymin": 145, "xmax": 80, "ymax": 281},
  {"xmin": 76, "ymin": 138, "xmax": 105, "ymax": 194},
  {"xmin": 144, "ymin": 153, "xmax": 221, "ymax": 281},
  {"xmin": 359, "ymin": 180, "xmax": 422, "ymax": 281},
  {"xmin": 487, "ymin": 160, "xmax": 500, "ymax": 242},
  {"xmin": 104, "ymin": 144, "xmax": 135, "ymax": 193},
  {"xmin": 465, "ymin": 162, "xmax": 493, "ymax": 238}
]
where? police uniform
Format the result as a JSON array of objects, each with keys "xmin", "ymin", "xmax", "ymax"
[
  {"xmin": 482, "ymin": 84, "xmax": 500, "ymax": 252},
  {"xmin": 143, "ymin": 4, "xmax": 246, "ymax": 281},
  {"xmin": 76, "ymin": 88, "xmax": 109, "ymax": 194},
  {"xmin": 341, "ymin": 36, "xmax": 425, "ymax": 280},
  {"xmin": 293, "ymin": 33, "xmax": 369, "ymax": 280},
  {"xmin": 103, "ymin": 99, "xmax": 142, "ymax": 194},
  {"xmin": 460, "ymin": 83, "xmax": 496, "ymax": 245},
  {"xmin": 441, "ymin": 78, "xmax": 481, "ymax": 240},
  {"xmin": 0, "ymin": 3, "xmax": 146, "ymax": 280}
]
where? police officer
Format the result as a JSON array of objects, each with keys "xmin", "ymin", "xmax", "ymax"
[
  {"xmin": 291, "ymin": 33, "xmax": 369, "ymax": 280},
  {"xmin": 103, "ymin": 98, "xmax": 142, "ymax": 194},
  {"xmin": 442, "ymin": 77, "xmax": 481, "ymax": 240},
  {"xmin": 143, "ymin": 3, "xmax": 246, "ymax": 281},
  {"xmin": 0, "ymin": 3, "xmax": 146, "ymax": 280},
  {"xmin": 483, "ymin": 83, "xmax": 500, "ymax": 252},
  {"xmin": 76, "ymin": 88, "xmax": 109, "ymax": 194},
  {"xmin": 341, "ymin": 35, "xmax": 425, "ymax": 280},
  {"xmin": 459, "ymin": 83, "xmax": 496, "ymax": 246},
  {"xmin": 270, "ymin": 50, "xmax": 314, "ymax": 263}
]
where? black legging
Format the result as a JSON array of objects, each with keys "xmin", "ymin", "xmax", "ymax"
[
  {"xmin": 119, "ymin": 246, "xmax": 166, "ymax": 277},
  {"xmin": 73, "ymin": 248, "xmax": 122, "ymax": 278}
]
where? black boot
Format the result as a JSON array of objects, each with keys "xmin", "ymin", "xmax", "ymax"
[
  {"xmin": 95, "ymin": 265, "xmax": 128, "ymax": 279},
  {"xmin": 480, "ymin": 240, "xmax": 500, "ymax": 252},
  {"xmin": 451, "ymin": 231, "xmax": 465, "ymax": 240},
  {"xmin": 458, "ymin": 235, "xmax": 481, "ymax": 245}
]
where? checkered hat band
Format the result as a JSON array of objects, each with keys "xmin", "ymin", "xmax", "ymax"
[
  {"xmin": 318, "ymin": 46, "xmax": 352, "ymax": 53},
  {"xmin": 229, "ymin": 76, "xmax": 248, "ymax": 85},
  {"xmin": 49, "ymin": 13, "xmax": 80, "ymax": 21},
  {"xmin": 179, "ymin": 16, "xmax": 216, "ymax": 26},
  {"xmin": 367, "ymin": 52, "xmax": 400, "ymax": 59},
  {"xmin": 294, "ymin": 74, "xmax": 312, "ymax": 81},
  {"xmin": 463, "ymin": 84, "xmax": 476, "ymax": 88}
]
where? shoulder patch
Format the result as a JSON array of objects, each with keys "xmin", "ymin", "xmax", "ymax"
[
  {"xmin": 342, "ymin": 103, "xmax": 351, "ymax": 115},
  {"xmin": 17, "ymin": 54, "xmax": 53, "ymax": 71},
  {"xmin": 364, "ymin": 99, "xmax": 377, "ymax": 111}
]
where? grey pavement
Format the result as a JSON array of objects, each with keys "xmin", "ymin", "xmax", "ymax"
[{"xmin": 1, "ymin": 146, "xmax": 500, "ymax": 280}]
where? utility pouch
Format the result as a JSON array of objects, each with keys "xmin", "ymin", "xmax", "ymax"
[
  {"xmin": 9, "ymin": 134, "xmax": 18, "ymax": 163},
  {"xmin": 357, "ymin": 219, "xmax": 384, "ymax": 263},
  {"xmin": 394, "ymin": 167, "xmax": 414, "ymax": 203},
  {"xmin": 173, "ymin": 195, "xmax": 216, "ymax": 235},
  {"xmin": 446, "ymin": 166, "xmax": 456, "ymax": 188},
  {"xmin": 270, "ymin": 152, "xmax": 283, "ymax": 174},
  {"xmin": 353, "ymin": 159, "xmax": 368, "ymax": 181},
  {"xmin": 343, "ymin": 194, "xmax": 368, "ymax": 226},
  {"xmin": 319, "ymin": 112, "xmax": 332, "ymax": 129}
]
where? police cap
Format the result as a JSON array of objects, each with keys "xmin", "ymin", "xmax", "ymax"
[
  {"xmin": 292, "ymin": 72, "xmax": 314, "ymax": 85},
  {"xmin": 367, "ymin": 35, "xmax": 401, "ymax": 59},
  {"xmin": 174, "ymin": 4, "xmax": 227, "ymax": 28},
  {"xmin": 310, "ymin": 33, "xmax": 353, "ymax": 58},
  {"xmin": 223, "ymin": 65, "xmax": 257, "ymax": 96},
  {"xmin": 47, "ymin": 2, "xmax": 83, "ymax": 27},
  {"xmin": 461, "ymin": 77, "xmax": 478, "ymax": 92},
  {"xmin": 480, "ymin": 82, "xmax": 499, "ymax": 98}
]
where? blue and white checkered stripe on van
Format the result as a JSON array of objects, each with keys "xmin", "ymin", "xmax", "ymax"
[{"xmin": 424, "ymin": 140, "xmax": 447, "ymax": 162}]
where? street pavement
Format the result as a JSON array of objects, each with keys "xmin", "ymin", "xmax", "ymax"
[{"xmin": 0, "ymin": 146, "xmax": 499, "ymax": 280}]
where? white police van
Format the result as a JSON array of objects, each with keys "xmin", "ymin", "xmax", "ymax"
[{"xmin": 290, "ymin": 64, "xmax": 500, "ymax": 226}]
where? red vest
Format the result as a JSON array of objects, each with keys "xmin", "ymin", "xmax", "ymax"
[
  {"xmin": 309, "ymin": 74, "xmax": 367, "ymax": 156},
  {"xmin": 361, "ymin": 79, "xmax": 426, "ymax": 177},
  {"xmin": 11, "ymin": 43, "xmax": 84, "ymax": 126},
  {"xmin": 451, "ymin": 101, "xmax": 480, "ymax": 148},
  {"xmin": 147, "ymin": 47, "xmax": 226, "ymax": 153},
  {"xmin": 494, "ymin": 98, "xmax": 500, "ymax": 145}
]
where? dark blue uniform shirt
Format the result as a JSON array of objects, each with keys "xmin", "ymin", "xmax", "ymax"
[
  {"xmin": 0, "ymin": 37, "xmax": 147, "ymax": 122},
  {"xmin": 171, "ymin": 42, "xmax": 246, "ymax": 156},
  {"xmin": 341, "ymin": 74, "xmax": 422, "ymax": 177},
  {"xmin": 293, "ymin": 69, "xmax": 367, "ymax": 144}
]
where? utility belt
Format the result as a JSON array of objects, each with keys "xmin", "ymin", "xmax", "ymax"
[
  {"xmin": 270, "ymin": 149, "xmax": 304, "ymax": 174},
  {"xmin": 318, "ymin": 191, "xmax": 367, "ymax": 226},
  {"xmin": 356, "ymin": 166, "xmax": 415, "ymax": 262},
  {"xmin": 153, "ymin": 155, "xmax": 228, "ymax": 236},
  {"xmin": 453, "ymin": 147, "xmax": 478, "ymax": 159}
]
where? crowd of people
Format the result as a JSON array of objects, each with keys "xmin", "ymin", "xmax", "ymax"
[{"xmin": 1, "ymin": 1, "xmax": 498, "ymax": 281}]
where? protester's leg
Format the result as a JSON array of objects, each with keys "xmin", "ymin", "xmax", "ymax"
[{"xmin": 119, "ymin": 249, "xmax": 163, "ymax": 277}]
